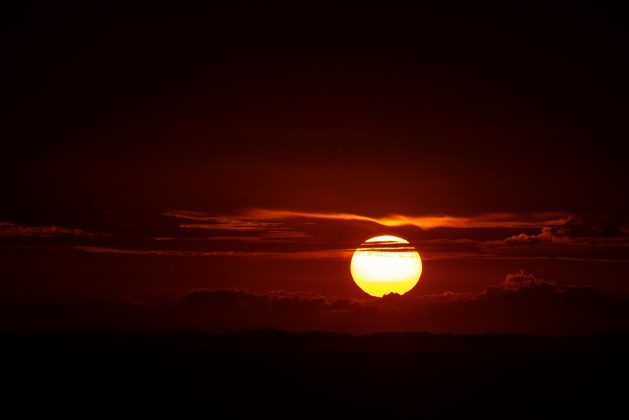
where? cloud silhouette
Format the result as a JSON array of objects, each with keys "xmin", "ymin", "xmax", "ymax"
[
  {"xmin": 505, "ymin": 227, "xmax": 566, "ymax": 244},
  {"xmin": 500, "ymin": 270, "xmax": 551, "ymax": 291},
  {"xmin": 3, "ymin": 272, "xmax": 628, "ymax": 335},
  {"xmin": 505, "ymin": 215, "xmax": 629, "ymax": 245}
]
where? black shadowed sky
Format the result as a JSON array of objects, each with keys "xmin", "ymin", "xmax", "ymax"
[{"xmin": 2, "ymin": 1, "xmax": 629, "ymax": 332}]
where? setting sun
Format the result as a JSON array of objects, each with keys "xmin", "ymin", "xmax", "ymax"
[{"xmin": 350, "ymin": 235, "xmax": 422, "ymax": 297}]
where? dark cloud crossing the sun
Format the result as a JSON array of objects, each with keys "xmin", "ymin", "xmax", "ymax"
[{"xmin": 2, "ymin": 208, "xmax": 628, "ymax": 271}]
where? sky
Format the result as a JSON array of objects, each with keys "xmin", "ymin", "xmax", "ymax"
[{"xmin": 2, "ymin": 1, "xmax": 629, "ymax": 333}]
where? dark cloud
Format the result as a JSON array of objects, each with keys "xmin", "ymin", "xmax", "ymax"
[
  {"xmin": 500, "ymin": 270, "xmax": 550, "ymax": 291},
  {"xmin": 497, "ymin": 219, "xmax": 629, "ymax": 262},
  {"xmin": 67, "ymin": 245, "xmax": 349, "ymax": 260},
  {"xmin": 3, "ymin": 272, "xmax": 628, "ymax": 335},
  {"xmin": 0, "ymin": 221, "xmax": 107, "ymax": 239},
  {"xmin": 505, "ymin": 227, "xmax": 565, "ymax": 244},
  {"xmin": 506, "ymin": 215, "xmax": 629, "ymax": 243}
]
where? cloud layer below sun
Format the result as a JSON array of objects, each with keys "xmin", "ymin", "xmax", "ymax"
[{"xmin": 3, "ymin": 271, "xmax": 628, "ymax": 335}]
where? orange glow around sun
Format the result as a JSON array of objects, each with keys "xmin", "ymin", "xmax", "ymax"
[{"xmin": 350, "ymin": 235, "xmax": 422, "ymax": 297}]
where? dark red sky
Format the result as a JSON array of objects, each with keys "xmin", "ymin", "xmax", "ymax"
[{"xmin": 2, "ymin": 1, "xmax": 629, "ymax": 332}]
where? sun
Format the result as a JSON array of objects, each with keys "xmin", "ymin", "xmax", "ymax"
[{"xmin": 350, "ymin": 235, "xmax": 422, "ymax": 297}]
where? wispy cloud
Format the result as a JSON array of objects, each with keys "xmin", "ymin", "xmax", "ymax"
[
  {"xmin": 3, "ymin": 211, "xmax": 624, "ymax": 263},
  {"xmin": 164, "ymin": 211, "xmax": 310, "ymax": 240},
  {"xmin": 159, "ymin": 209, "xmax": 629, "ymax": 262},
  {"xmin": 0, "ymin": 221, "xmax": 108, "ymax": 239},
  {"xmin": 166, "ymin": 208, "xmax": 569, "ymax": 231},
  {"xmin": 148, "ymin": 235, "xmax": 307, "ymax": 242},
  {"xmin": 163, "ymin": 211, "xmax": 281, "ymax": 231},
  {"xmin": 70, "ymin": 245, "xmax": 351, "ymax": 260},
  {"xmin": 232, "ymin": 209, "xmax": 569, "ymax": 230}
]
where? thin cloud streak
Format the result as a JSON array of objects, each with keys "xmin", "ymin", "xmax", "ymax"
[
  {"xmin": 165, "ymin": 209, "xmax": 570, "ymax": 230},
  {"xmin": 164, "ymin": 211, "xmax": 310, "ymax": 239},
  {"xmin": 238, "ymin": 209, "xmax": 570, "ymax": 230},
  {"xmin": 0, "ymin": 221, "xmax": 108, "ymax": 239},
  {"xmin": 70, "ymin": 245, "xmax": 352, "ymax": 260}
]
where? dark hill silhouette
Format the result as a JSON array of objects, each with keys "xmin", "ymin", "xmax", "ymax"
[{"xmin": 3, "ymin": 331, "xmax": 628, "ymax": 418}]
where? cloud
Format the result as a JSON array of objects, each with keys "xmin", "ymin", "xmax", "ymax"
[
  {"xmin": 149, "ymin": 234, "xmax": 308, "ymax": 242},
  {"xmin": 4, "ymin": 272, "xmax": 628, "ymax": 335},
  {"xmin": 5, "ymin": 211, "xmax": 625, "ymax": 264},
  {"xmin": 0, "ymin": 221, "xmax": 107, "ymax": 239},
  {"xmin": 505, "ymin": 227, "xmax": 566, "ymax": 244},
  {"xmin": 499, "ymin": 270, "xmax": 554, "ymax": 292},
  {"xmin": 497, "ymin": 217, "xmax": 629, "ymax": 262},
  {"xmin": 163, "ymin": 211, "xmax": 311, "ymax": 240},
  {"xmin": 506, "ymin": 215, "xmax": 629, "ymax": 244},
  {"xmin": 165, "ymin": 209, "xmax": 569, "ymax": 230},
  {"xmin": 161, "ymin": 209, "xmax": 623, "ymax": 262},
  {"xmin": 68, "ymin": 245, "xmax": 351, "ymax": 260},
  {"xmin": 158, "ymin": 271, "xmax": 628, "ymax": 335},
  {"xmin": 242, "ymin": 209, "xmax": 570, "ymax": 230}
]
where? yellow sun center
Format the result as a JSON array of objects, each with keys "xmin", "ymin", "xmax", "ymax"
[{"xmin": 350, "ymin": 235, "xmax": 422, "ymax": 297}]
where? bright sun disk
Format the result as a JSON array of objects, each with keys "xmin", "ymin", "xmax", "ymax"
[{"xmin": 350, "ymin": 235, "xmax": 422, "ymax": 297}]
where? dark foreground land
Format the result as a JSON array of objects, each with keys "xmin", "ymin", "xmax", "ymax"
[{"xmin": 3, "ymin": 331, "xmax": 629, "ymax": 418}]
